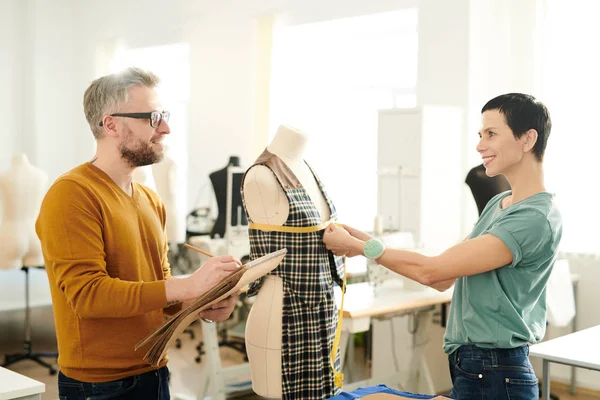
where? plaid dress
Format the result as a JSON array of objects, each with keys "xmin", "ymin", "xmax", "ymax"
[{"xmin": 241, "ymin": 149, "xmax": 345, "ymax": 400}]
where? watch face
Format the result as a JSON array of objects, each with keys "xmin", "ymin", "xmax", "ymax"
[{"xmin": 364, "ymin": 238, "xmax": 385, "ymax": 259}]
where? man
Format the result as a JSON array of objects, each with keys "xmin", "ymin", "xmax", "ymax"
[{"xmin": 36, "ymin": 67, "xmax": 240, "ymax": 399}]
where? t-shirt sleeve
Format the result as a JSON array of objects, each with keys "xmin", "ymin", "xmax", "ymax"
[{"xmin": 486, "ymin": 208, "xmax": 552, "ymax": 268}]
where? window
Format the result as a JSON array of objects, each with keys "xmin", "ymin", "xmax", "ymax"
[
  {"xmin": 269, "ymin": 9, "xmax": 419, "ymax": 231},
  {"xmin": 541, "ymin": 0, "xmax": 600, "ymax": 252}
]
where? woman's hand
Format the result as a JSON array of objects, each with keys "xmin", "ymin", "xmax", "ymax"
[
  {"xmin": 323, "ymin": 223, "xmax": 365, "ymax": 257},
  {"xmin": 342, "ymin": 224, "xmax": 373, "ymax": 242}
]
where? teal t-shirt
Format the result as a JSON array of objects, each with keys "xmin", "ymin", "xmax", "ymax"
[{"xmin": 443, "ymin": 190, "xmax": 562, "ymax": 355}]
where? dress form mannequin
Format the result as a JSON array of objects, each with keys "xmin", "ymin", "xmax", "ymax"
[
  {"xmin": 243, "ymin": 129, "xmax": 330, "ymax": 225},
  {"xmin": 209, "ymin": 156, "xmax": 248, "ymax": 239},
  {"xmin": 465, "ymin": 163, "xmax": 511, "ymax": 215},
  {"xmin": 0, "ymin": 154, "xmax": 48, "ymax": 269},
  {"xmin": 242, "ymin": 125, "xmax": 338, "ymax": 399},
  {"xmin": 152, "ymin": 146, "xmax": 186, "ymax": 243}
]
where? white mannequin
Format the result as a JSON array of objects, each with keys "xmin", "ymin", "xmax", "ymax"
[
  {"xmin": 0, "ymin": 154, "xmax": 48, "ymax": 269},
  {"xmin": 243, "ymin": 125, "xmax": 330, "ymax": 398},
  {"xmin": 152, "ymin": 146, "xmax": 186, "ymax": 243}
]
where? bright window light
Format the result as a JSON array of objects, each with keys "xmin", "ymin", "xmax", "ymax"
[
  {"xmin": 541, "ymin": 0, "xmax": 600, "ymax": 253},
  {"xmin": 269, "ymin": 9, "xmax": 418, "ymax": 231}
]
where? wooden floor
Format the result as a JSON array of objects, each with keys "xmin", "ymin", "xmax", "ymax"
[
  {"xmin": 546, "ymin": 389, "xmax": 600, "ymax": 400},
  {"xmin": 1, "ymin": 305, "xmax": 599, "ymax": 399}
]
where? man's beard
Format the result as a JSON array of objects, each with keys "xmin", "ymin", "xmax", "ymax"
[{"xmin": 119, "ymin": 127, "xmax": 163, "ymax": 167}]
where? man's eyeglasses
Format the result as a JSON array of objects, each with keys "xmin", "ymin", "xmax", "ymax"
[{"xmin": 99, "ymin": 111, "xmax": 170, "ymax": 128}]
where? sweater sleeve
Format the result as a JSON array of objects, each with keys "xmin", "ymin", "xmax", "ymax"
[
  {"xmin": 36, "ymin": 179, "xmax": 168, "ymax": 318},
  {"xmin": 159, "ymin": 202, "xmax": 174, "ymax": 281}
]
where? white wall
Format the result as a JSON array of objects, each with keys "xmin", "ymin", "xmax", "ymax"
[
  {"xmin": 1, "ymin": 0, "xmax": 473, "ymax": 211},
  {"xmin": 0, "ymin": 0, "xmax": 26, "ymax": 172},
  {"xmin": 416, "ymin": 1, "xmax": 469, "ymax": 389},
  {"xmin": 25, "ymin": 0, "xmax": 420, "ymax": 211},
  {"xmin": 1, "ymin": 0, "xmax": 79, "ymax": 177},
  {"xmin": 32, "ymin": 0, "xmax": 78, "ymax": 177},
  {"xmin": 465, "ymin": 0, "xmax": 543, "ymax": 231},
  {"xmin": 417, "ymin": 0, "xmax": 471, "ymax": 244}
]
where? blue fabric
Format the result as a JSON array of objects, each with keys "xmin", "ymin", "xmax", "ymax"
[{"xmin": 328, "ymin": 384, "xmax": 453, "ymax": 399}]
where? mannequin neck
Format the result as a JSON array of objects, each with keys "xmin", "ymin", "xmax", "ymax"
[
  {"xmin": 267, "ymin": 125, "xmax": 309, "ymax": 162},
  {"xmin": 228, "ymin": 156, "xmax": 240, "ymax": 167},
  {"xmin": 11, "ymin": 153, "xmax": 30, "ymax": 167}
]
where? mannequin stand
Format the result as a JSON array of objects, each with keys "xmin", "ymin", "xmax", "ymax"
[
  {"xmin": 175, "ymin": 326, "xmax": 196, "ymax": 349},
  {"xmin": 193, "ymin": 324, "xmax": 247, "ymax": 364},
  {"xmin": 194, "ymin": 293, "xmax": 250, "ymax": 364},
  {"xmin": 167, "ymin": 243, "xmax": 197, "ymax": 350},
  {"xmin": 2, "ymin": 266, "xmax": 58, "ymax": 375},
  {"xmin": 218, "ymin": 325, "xmax": 247, "ymax": 359}
]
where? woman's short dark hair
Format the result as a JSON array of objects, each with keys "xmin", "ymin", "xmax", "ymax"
[{"xmin": 482, "ymin": 93, "xmax": 551, "ymax": 161}]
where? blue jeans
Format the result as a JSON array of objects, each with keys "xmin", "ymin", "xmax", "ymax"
[
  {"xmin": 58, "ymin": 366, "xmax": 170, "ymax": 400},
  {"xmin": 448, "ymin": 345, "xmax": 539, "ymax": 400}
]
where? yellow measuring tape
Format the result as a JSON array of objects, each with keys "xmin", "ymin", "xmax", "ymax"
[{"xmin": 249, "ymin": 220, "xmax": 346, "ymax": 388}]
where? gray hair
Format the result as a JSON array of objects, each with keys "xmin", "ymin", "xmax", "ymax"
[{"xmin": 83, "ymin": 67, "xmax": 161, "ymax": 139}]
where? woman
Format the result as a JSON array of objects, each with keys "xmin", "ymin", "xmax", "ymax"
[{"xmin": 323, "ymin": 93, "xmax": 562, "ymax": 399}]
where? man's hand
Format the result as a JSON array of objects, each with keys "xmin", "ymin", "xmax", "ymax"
[
  {"xmin": 166, "ymin": 255, "xmax": 242, "ymax": 304},
  {"xmin": 200, "ymin": 293, "xmax": 239, "ymax": 322},
  {"xmin": 187, "ymin": 255, "xmax": 241, "ymax": 299}
]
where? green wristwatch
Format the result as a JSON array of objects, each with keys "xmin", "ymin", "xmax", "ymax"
[{"xmin": 364, "ymin": 238, "xmax": 386, "ymax": 260}]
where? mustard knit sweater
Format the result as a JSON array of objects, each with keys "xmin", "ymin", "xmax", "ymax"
[{"xmin": 36, "ymin": 162, "xmax": 181, "ymax": 382}]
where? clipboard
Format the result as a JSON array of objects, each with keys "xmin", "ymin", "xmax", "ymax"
[{"xmin": 135, "ymin": 248, "xmax": 287, "ymax": 366}]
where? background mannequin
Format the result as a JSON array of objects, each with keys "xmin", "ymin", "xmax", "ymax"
[
  {"xmin": 242, "ymin": 125, "xmax": 342, "ymax": 399},
  {"xmin": 465, "ymin": 163, "xmax": 511, "ymax": 215},
  {"xmin": 152, "ymin": 145, "xmax": 186, "ymax": 243},
  {"xmin": 209, "ymin": 156, "xmax": 247, "ymax": 239},
  {"xmin": 0, "ymin": 154, "xmax": 48, "ymax": 269}
]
